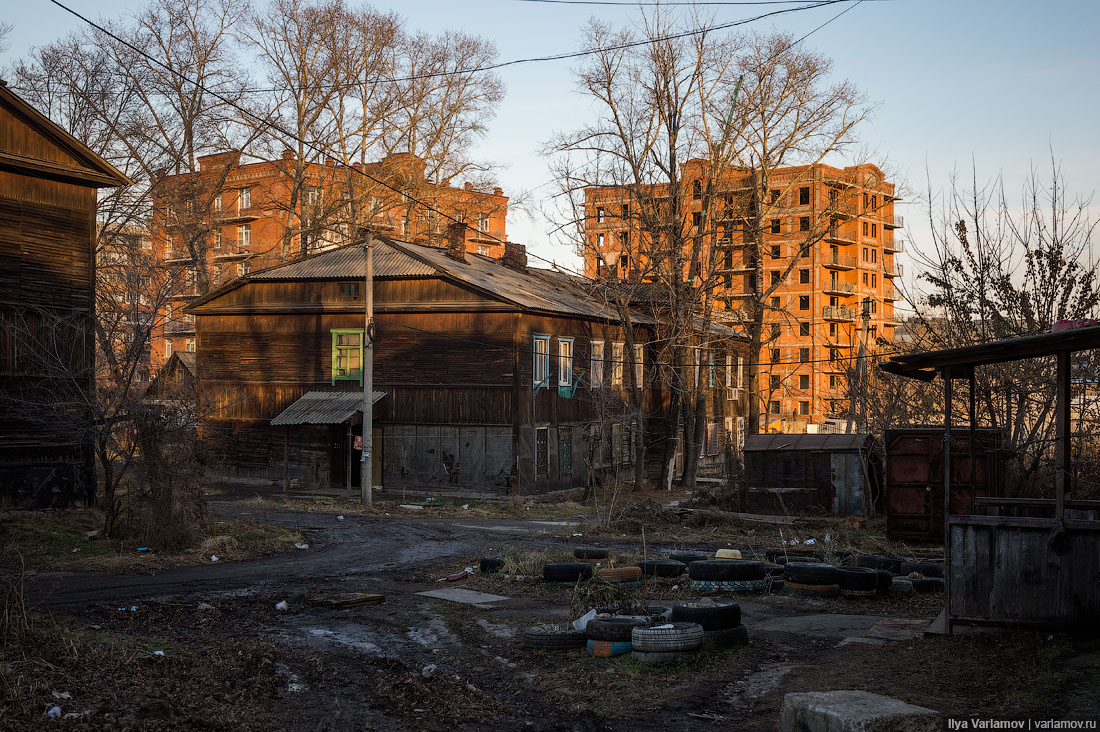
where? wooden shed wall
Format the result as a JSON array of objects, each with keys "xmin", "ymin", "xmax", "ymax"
[{"xmin": 949, "ymin": 516, "xmax": 1100, "ymax": 627}]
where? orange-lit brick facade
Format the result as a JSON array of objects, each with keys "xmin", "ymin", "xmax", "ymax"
[
  {"xmin": 150, "ymin": 151, "xmax": 508, "ymax": 371},
  {"xmin": 584, "ymin": 161, "xmax": 901, "ymax": 433}
]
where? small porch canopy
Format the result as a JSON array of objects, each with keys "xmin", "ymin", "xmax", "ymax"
[
  {"xmin": 271, "ymin": 391, "xmax": 385, "ymax": 426},
  {"xmin": 880, "ymin": 325, "xmax": 1100, "ymax": 632}
]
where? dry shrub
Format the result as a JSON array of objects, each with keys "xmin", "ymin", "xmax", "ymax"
[
  {"xmin": 567, "ymin": 576, "xmax": 643, "ymax": 621},
  {"xmin": 198, "ymin": 535, "xmax": 240, "ymax": 558},
  {"xmin": 500, "ymin": 547, "xmax": 559, "ymax": 578},
  {"xmin": 599, "ymin": 498, "xmax": 676, "ymax": 533}
]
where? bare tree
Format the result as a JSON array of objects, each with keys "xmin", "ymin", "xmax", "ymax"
[
  {"xmin": 548, "ymin": 10, "xmax": 873, "ymax": 486},
  {"xmin": 881, "ymin": 159, "xmax": 1100, "ymax": 494}
]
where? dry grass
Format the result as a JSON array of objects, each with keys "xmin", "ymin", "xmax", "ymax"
[
  {"xmin": 232, "ymin": 492, "xmax": 596, "ymax": 521},
  {"xmin": 0, "ymin": 511, "xmax": 303, "ymax": 573}
]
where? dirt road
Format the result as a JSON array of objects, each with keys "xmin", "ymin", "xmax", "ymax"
[{"xmin": 15, "ymin": 499, "xmax": 1093, "ymax": 731}]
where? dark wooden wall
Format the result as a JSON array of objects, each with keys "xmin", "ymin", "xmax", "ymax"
[{"xmin": 0, "ymin": 131, "xmax": 98, "ymax": 506}]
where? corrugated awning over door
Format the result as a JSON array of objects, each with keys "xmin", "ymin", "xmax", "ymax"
[{"xmin": 270, "ymin": 391, "xmax": 386, "ymax": 426}]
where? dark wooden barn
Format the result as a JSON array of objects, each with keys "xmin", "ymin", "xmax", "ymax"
[
  {"xmin": 742, "ymin": 433, "xmax": 878, "ymax": 516},
  {"xmin": 0, "ymin": 83, "xmax": 130, "ymax": 507},
  {"xmin": 881, "ymin": 326, "xmax": 1100, "ymax": 631},
  {"xmin": 187, "ymin": 235, "xmax": 747, "ymax": 497}
]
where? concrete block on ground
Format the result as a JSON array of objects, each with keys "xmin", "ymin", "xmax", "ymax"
[{"xmin": 780, "ymin": 690, "xmax": 939, "ymax": 732}]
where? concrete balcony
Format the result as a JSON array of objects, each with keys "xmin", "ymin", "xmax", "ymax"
[
  {"xmin": 884, "ymin": 237, "xmax": 905, "ymax": 253},
  {"xmin": 823, "ymin": 254, "xmax": 857, "ymax": 270},
  {"xmin": 825, "ymin": 229, "xmax": 859, "ymax": 245},
  {"xmin": 883, "ymin": 262, "xmax": 903, "ymax": 278},
  {"xmin": 164, "ymin": 320, "xmax": 195, "ymax": 335},
  {"xmin": 213, "ymin": 249, "xmax": 250, "ymax": 260},
  {"xmin": 822, "ymin": 281, "xmax": 855, "ymax": 296},
  {"xmin": 884, "ymin": 214, "xmax": 904, "ymax": 229},
  {"xmin": 164, "ymin": 250, "xmax": 193, "ymax": 264},
  {"xmin": 822, "ymin": 305, "xmax": 857, "ymax": 322},
  {"xmin": 882, "ymin": 284, "xmax": 900, "ymax": 301}
]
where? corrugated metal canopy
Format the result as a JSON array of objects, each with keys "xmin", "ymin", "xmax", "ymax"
[
  {"xmin": 743, "ymin": 433, "xmax": 871, "ymax": 452},
  {"xmin": 271, "ymin": 390, "xmax": 386, "ymax": 426}
]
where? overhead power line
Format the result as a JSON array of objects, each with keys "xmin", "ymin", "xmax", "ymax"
[{"xmin": 46, "ymin": 0, "xmax": 878, "ymax": 300}]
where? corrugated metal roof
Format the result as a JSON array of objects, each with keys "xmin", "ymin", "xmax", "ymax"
[
  {"xmin": 249, "ymin": 243, "xmax": 436, "ymax": 280},
  {"xmin": 743, "ymin": 433, "xmax": 871, "ymax": 452},
  {"xmin": 271, "ymin": 390, "xmax": 386, "ymax": 426}
]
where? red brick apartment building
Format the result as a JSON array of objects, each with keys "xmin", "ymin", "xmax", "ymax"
[
  {"xmin": 150, "ymin": 150, "xmax": 508, "ymax": 371},
  {"xmin": 584, "ymin": 161, "xmax": 902, "ymax": 433}
]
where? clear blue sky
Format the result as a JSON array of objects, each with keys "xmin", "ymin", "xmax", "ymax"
[{"xmin": 4, "ymin": 0, "xmax": 1099, "ymax": 288}]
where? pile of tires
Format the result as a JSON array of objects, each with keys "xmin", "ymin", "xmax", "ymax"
[
  {"xmin": 585, "ymin": 616, "xmax": 646, "ymax": 657},
  {"xmin": 671, "ymin": 600, "xmax": 748, "ymax": 650},
  {"xmin": 631, "ymin": 622, "xmax": 705, "ymax": 664},
  {"xmin": 856, "ymin": 554, "xmax": 903, "ymax": 574},
  {"xmin": 783, "ymin": 562, "xmax": 840, "ymax": 598},
  {"xmin": 574, "ymin": 547, "xmax": 609, "ymax": 561},
  {"xmin": 543, "ymin": 562, "xmax": 593, "ymax": 584},
  {"xmin": 901, "ymin": 560, "xmax": 944, "ymax": 579},
  {"xmin": 835, "ymin": 566, "xmax": 878, "ymax": 598},
  {"xmin": 688, "ymin": 560, "xmax": 767, "ymax": 592},
  {"xmin": 521, "ymin": 624, "xmax": 587, "ymax": 650},
  {"xmin": 668, "ymin": 551, "xmax": 708, "ymax": 564}
]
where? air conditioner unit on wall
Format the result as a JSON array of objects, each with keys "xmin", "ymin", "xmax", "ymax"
[{"xmin": 726, "ymin": 387, "xmax": 740, "ymax": 401}]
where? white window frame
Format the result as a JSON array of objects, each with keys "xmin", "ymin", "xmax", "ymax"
[
  {"xmin": 213, "ymin": 193, "xmax": 222, "ymax": 212},
  {"xmin": 238, "ymin": 187, "xmax": 251, "ymax": 211},
  {"xmin": 633, "ymin": 344, "xmax": 644, "ymax": 390},
  {"xmin": 238, "ymin": 224, "xmax": 251, "ymax": 249},
  {"xmin": 590, "ymin": 340, "xmax": 604, "ymax": 387},
  {"xmin": 478, "ymin": 213, "xmax": 489, "ymax": 233},
  {"xmin": 237, "ymin": 261, "xmax": 250, "ymax": 277},
  {"xmin": 611, "ymin": 342, "xmax": 623, "ymax": 386},
  {"xmin": 726, "ymin": 354, "xmax": 733, "ymax": 388},
  {"xmin": 532, "ymin": 335, "xmax": 550, "ymax": 387},
  {"xmin": 165, "ymin": 340, "xmax": 173, "ymax": 358},
  {"xmin": 737, "ymin": 356, "xmax": 744, "ymax": 388},
  {"xmin": 558, "ymin": 337, "xmax": 574, "ymax": 387},
  {"xmin": 213, "ymin": 228, "xmax": 222, "ymax": 249},
  {"xmin": 185, "ymin": 337, "xmax": 196, "ymax": 353}
]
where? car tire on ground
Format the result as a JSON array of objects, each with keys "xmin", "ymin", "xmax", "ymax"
[
  {"xmin": 595, "ymin": 566, "xmax": 643, "ymax": 583},
  {"xmin": 875, "ymin": 569, "xmax": 893, "ymax": 595},
  {"xmin": 901, "ymin": 561, "xmax": 944, "ymax": 578},
  {"xmin": 836, "ymin": 566, "xmax": 879, "ymax": 592},
  {"xmin": 543, "ymin": 562, "xmax": 594, "ymax": 583},
  {"xmin": 911, "ymin": 577, "xmax": 945, "ymax": 593},
  {"xmin": 670, "ymin": 600, "xmax": 742, "ymax": 631},
  {"xmin": 480, "ymin": 556, "xmax": 503, "ymax": 574},
  {"xmin": 762, "ymin": 562, "xmax": 785, "ymax": 577},
  {"xmin": 522, "ymin": 624, "xmax": 587, "ymax": 650},
  {"xmin": 783, "ymin": 562, "xmax": 839, "ymax": 586},
  {"xmin": 688, "ymin": 560, "xmax": 766, "ymax": 582},
  {"xmin": 631, "ymin": 622, "xmax": 705, "ymax": 653},
  {"xmin": 857, "ymin": 554, "xmax": 903, "ymax": 574},
  {"xmin": 637, "ymin": 559, "xmax": 686, "ymax": 578},
  {"xmin": 586, "ymin": 617, "xmax": 647, "ymax": 642},
  {"xmin": 574, "ymin": 547, "xmax": 610, "ymax": 560},
  {"xmin": 668, "ymin": 551, "xmax": 709, "ymax": 564}
]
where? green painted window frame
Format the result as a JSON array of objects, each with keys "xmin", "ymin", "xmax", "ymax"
[{"xmin": 331, "ymin": 328, "xmax": 364, "ymax": 386}]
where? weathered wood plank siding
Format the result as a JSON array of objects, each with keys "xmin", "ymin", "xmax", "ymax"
[{"xmin": 948, "ymin": 517, "xmax": 1100, "ymax": 627}]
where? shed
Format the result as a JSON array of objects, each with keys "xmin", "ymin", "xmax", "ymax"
[
  {"xmin": 742, "ymin": 433, "xmax": 878, "ymax": 516},
  {"xmin": 880, "ymin": 325, "xmax": 1100, "ymax": 631}
]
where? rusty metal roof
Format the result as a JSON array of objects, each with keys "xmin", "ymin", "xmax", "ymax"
[
  {"xmin": 249, "ymin": 242, "xmax": 436, "ymax": 280},
  {"xmin": 270, "ymin": 390, "xmax": 386, "ymax": 426}
]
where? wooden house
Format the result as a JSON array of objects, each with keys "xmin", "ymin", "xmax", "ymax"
[
  {"xmin": 0, "ymin": 83, "xmax": 131, "ymax": 507},
  {"xmin": 187, "ymin": 230, "xmax": 748, "ymax": 496}
]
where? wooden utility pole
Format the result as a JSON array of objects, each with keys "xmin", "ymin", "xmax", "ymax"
[
  {"xmin": 846, "ymin": 298, "xmax": 871, "ymax": 434},
  {"xmin": 361, "ymin": 230, "xmax": 374, "ymax": 505}
]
